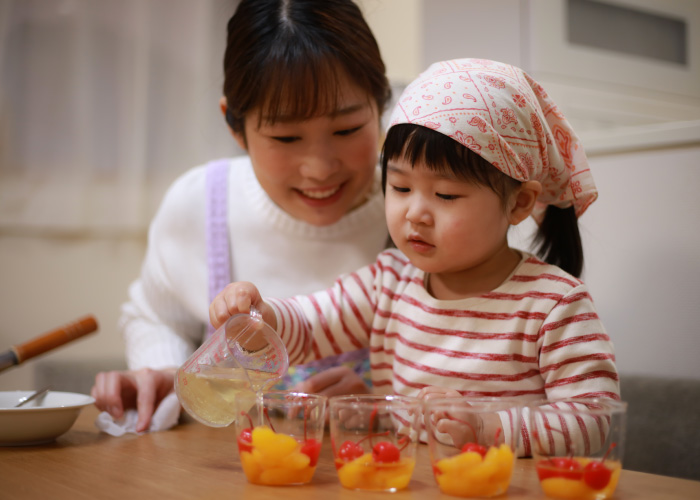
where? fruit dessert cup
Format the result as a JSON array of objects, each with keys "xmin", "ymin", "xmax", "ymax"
[
  {"xmin": 235, "ymin": 392, "xmax": 327, "ymax": 486},
  {"xmin": 329, "ymin": 394, "xmax": 421, "ymax": 492},
  {"xmin": 424, "ymin": 397, "xmax": 522, "ymax": 498},
  {"xmin": 528, "ymin": 398, "xmax": 627, "ymax": 500}
]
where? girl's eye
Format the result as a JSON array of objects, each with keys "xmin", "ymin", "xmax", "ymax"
[
  {"xmin": 271, "ymin": 136, "xmax": 300, "ymax": 144},
  {"xmin": 334, "ymin": 126, "xmax": 362, "ymax": 136},
  {"xmin": 436, "ymin": 193, "xmax": 459, "ymax": 200},
  {"xmin": 391, "ymin": 185, "xmax": 410, "ymax": 193}
]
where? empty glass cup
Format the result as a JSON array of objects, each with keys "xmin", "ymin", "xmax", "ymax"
[{"xmin": 175, "ymin": 308, "xmax": 288, "ymax": 427}]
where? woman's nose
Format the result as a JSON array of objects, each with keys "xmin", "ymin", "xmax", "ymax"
[{"xmin": 300, "ymin": 143, "xmax": 340, "ymax": 180}]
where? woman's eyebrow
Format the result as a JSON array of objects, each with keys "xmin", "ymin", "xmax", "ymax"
[
  {"xmin": 262, "ymin": 103, "xmax": 367, "ymax": 124},
  {"xmin": 329, "ymin": 103, "xmax": 366, "ymax": 118}
]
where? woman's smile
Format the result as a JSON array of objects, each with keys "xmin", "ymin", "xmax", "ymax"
[{"xmin": 295, "ymin": 183, "xmax": 346, "ymax": 206}]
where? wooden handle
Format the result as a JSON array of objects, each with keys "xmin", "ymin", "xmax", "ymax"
[{"xmin": 11, "ymin": 315, "xmax": 99, "ymax": 364}]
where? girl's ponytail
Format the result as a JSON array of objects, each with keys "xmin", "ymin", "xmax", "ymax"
[{"xmin": 533, "ymin": 205, "xmax": 584, "ymax": 278}]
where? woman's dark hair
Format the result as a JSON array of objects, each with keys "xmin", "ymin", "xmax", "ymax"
[
  {"xmin": 223, "ymin": 0, "xmax": 391, "ymax": 135},
  {"xmin": 381, "ymin": 124, "xmax": 584, "ymax": 277}
]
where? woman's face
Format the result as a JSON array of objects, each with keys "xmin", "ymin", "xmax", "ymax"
[{"xmin": 236, "ymin": 77, "xmax": 380, "ymax": 227}]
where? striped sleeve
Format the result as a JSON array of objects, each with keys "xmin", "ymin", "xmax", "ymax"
[
  {"xmin": 537, "ymin": 284, "xmax": 619, "ymax": 400},
  {"xmin": 267, "ymin": 261, "xmax": 380, "ymax": 365},
  {"xmin": 527, "ymin": 401, "xmax": 614, "ymax": 458},
  {"xmin": 518, "ymin": 283, "xmax": 619, "ymax": 456}
]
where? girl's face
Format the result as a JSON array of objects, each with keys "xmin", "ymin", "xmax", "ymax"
[
  {"xmin": 236, "ymin": 76, "xmax": 380, "ymax": 227},
  {"xmin": 385, "ymin": 157, "xmax": 517, "ymax": 295}
]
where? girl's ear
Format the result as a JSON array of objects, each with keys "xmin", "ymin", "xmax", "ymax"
[
  {"xmin": 219, "ymin": 96, "xmax": 247, "ymax": 151},
  {"xmin": 508, "ymin": 181, "xmax": 542, "ymax": 225}
]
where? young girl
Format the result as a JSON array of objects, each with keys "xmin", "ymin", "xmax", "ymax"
[
  {"xmin": 91, "ymin": 0, "xmax": 391, "ymax": 432},
  {"xmin": 210, "ymin": 58, "xmax": 620, "ymax": 455}
]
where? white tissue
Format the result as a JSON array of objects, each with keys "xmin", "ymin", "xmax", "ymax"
[{"xmin": 95, "ymin": 392, "xmax": 181, "ymax": 436}]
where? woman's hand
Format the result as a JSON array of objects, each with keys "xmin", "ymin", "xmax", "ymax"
[
  {"xmin": 293, "ymin": 366, "xmax": 370, "ymax": 425},
  {"xmin": 209, "ymin": 281, "xmax": 275, "ymax": 330},
  {"xmin": 91, "ymin": 367, "xmax": 177, "ymax": 432}
]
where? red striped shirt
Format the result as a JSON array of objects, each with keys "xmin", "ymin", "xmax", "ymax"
[{"xmin": 268, "ymin": 249, "xmax": 619, "ymax": 455}]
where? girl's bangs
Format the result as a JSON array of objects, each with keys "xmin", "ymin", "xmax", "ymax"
[
  {"xmin": 382, "ymin": 125, "xmax": 461, "ymax": 178},
  {"xmin": 381, "ymin": 124, "xmax": 520, "ymax": 204}
]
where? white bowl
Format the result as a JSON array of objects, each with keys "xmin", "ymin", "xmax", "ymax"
[{"xmin": 0, "ymin": 390, "xmax": 95, "ymax": 446}]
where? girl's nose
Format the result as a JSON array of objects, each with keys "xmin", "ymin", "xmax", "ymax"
[{"xmin": 405, "ymin": 196, "xmax": 433, "ymax": 226}]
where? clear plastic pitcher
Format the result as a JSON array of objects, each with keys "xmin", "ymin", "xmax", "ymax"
[{"xmin": 175, "ymin": 308, "xmax": 288, "ymax": 427}]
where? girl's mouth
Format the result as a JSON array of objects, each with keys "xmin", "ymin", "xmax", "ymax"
[{"xmin": 407, "ymin": 235, "xmax": 434, "ymax": 253}]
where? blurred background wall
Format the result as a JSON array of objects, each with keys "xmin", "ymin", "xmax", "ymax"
[{"xmin": 1, "ymin": 0, "xmax": 699, "ymax": 392}]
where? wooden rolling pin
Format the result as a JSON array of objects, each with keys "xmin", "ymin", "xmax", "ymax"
[{"xmin": 0, "ymin": 315, "xmax": 98, "ymax": 373}]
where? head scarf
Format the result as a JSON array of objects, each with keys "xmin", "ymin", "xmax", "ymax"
[{"xmin": 387, "ymin": 58, "xmax": 597, "ymax": 221}]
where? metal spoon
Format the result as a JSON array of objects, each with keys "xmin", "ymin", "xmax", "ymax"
[{"xmin": 15, "ymin": 387, "xmax": 51, "ymax": 408}]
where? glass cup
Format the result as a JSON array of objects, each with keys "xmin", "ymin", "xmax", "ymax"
[
  {"xmin": 234, "ymin": 391, "xmax": 327, "ymax": 486},
  {"xmin": 528, "ymin": 398, "xmax": 627, "ymax": 500},
  {"xmin": 174, "ymin": 308, "xmax": 289, "ymax": 427},
  {"xmin": 424, "ymin": 397, "xmax": 522, "ymax": 498},
  {"xmin": 329, "ymin": 394, "xmax": 421, "ymax": 492}
]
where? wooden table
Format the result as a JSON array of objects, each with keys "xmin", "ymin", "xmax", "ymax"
[{"xmin": 2, "ymin": 406, "xmax": 699, "ymax": 499}]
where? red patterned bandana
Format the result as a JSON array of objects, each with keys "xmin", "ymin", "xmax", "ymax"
[{"xmin": 388, "ymin": 58, "xmax": 597, "ymax": 221}]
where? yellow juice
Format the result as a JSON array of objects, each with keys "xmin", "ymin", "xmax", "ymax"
[{"xmin": 176, "ymin": 366, "xmax": 277, "ymax": 426}]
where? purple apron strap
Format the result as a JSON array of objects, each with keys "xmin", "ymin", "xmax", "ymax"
[
  {"xmin": 205, "ymin": 159, "xmax": 233, "ymax": 336},
  {"xmin": 204, "ymin": 158, "xmax": 372, "ymax": 389}
]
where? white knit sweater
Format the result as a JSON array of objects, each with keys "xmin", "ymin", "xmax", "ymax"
[{"xmin": 121, "ymin": 157, "xmax": 388, "ymax": 370}]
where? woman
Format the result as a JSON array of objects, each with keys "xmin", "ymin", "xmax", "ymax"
[{"xmin": 91, "ymin": 0, "xmax": 391, "ymax": 432}]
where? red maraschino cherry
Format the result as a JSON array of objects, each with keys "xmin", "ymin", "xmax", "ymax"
[
  {"xmin": 372, "ymin": 441, "xmax": 401, "ymax": 463},
  {"xmin": 537, "ymin": 457, "xmax": 584, "ymax": 481},
  {"xmin": 459, "ymin": 427, "xmax": 500, "ymax": 457},
  {"xmin": 237, "ymin": 410, "xmax": 255, "ymax": 453},
  {"xmin": 461, "ymin": 442, "xmax": 487, "ymax": 457},
  {"xmin": 583, "ymin": 461, "xmax": 611, "ymax": 489},
  {"xmin": 237, "ymin": 427, "xmax": 253, "ymax": 453},
  {"xmin": 301, "ymin": 438, "xmax": 322, "ymax": 466},
  {"xmin": 583, "ymin": 443, "xmax": 617, "ymax": 489},
  {"xmin": 338, "ymin": 440, "xmax": 364, "ymax": 461}
]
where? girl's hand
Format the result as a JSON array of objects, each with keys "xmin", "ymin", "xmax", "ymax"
[
  {"xmin": 209, "ymin": 281, "xmax": 274, "ymax": 330},
  {"xmin": 418, "ymin": 386, "xmax": 478, "ymax": 449},
  {"xmin": 417, "ymin": 385, "xmax": 462, "ymax": 401}
]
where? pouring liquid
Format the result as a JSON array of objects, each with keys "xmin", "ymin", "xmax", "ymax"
[{"xmin": 176, "ymin": 366, "xmax": 279, "ymax": 427}]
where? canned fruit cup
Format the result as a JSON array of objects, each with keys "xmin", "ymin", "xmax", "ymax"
[
  {"xmin": 235, "ymin": 392, "xmax": 327, "ymax": 486},
  {"xmin": 528, "ymin": 398, "xmax": 627, "ymax": 500},
  {"xmin": 424, "ymin": 397, "xmax": 522, "ymax": 498},
  {"xmin": 329, "ymin": 394, "xmax": 421, "ymax": 492}
]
